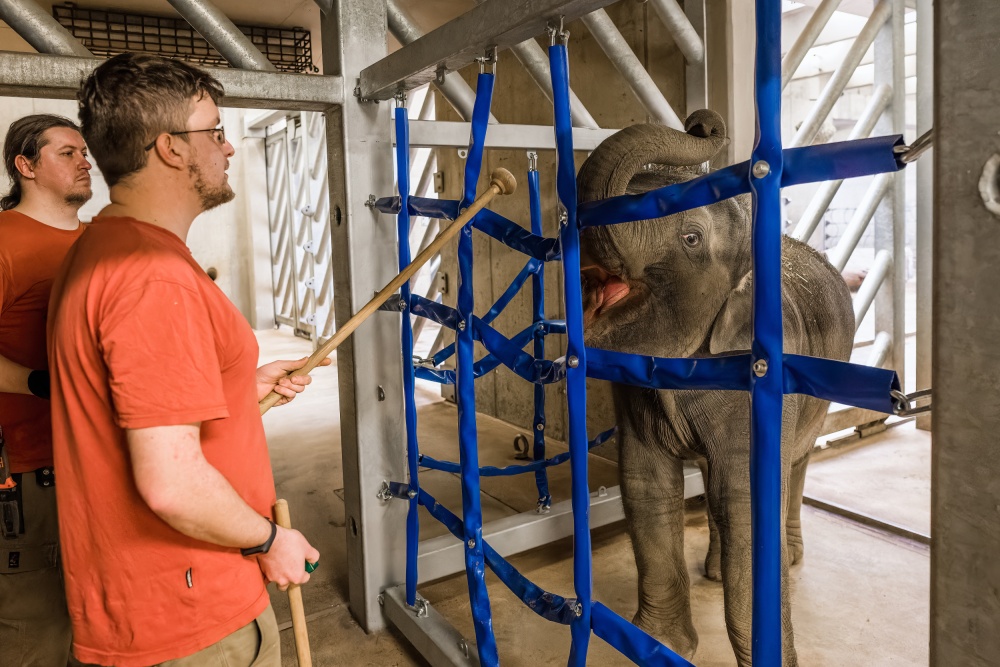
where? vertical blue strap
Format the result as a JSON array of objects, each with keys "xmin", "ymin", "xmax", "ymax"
[
  {"xmin": 750, "ymin": 1, "xmax": 784, "ymax": 664},
  {"xmin": 550, "ymin": 43, "xmax": 592, "ymax": 666},
  {"xmin": 456, "ymin": 72, "xmax": 499, "ymax": 667},
  {"xmin": 394, "ymin": 106, "xmax": 421, "ymax": 607},
  {"xmin": 528, "ymin": 168, "xmax": 551, "ymax": 507}
]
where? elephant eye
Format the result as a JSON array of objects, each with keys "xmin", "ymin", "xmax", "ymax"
[{"xmin": 682, "ymin": 232, "xmax": 702, "ymax": 248}]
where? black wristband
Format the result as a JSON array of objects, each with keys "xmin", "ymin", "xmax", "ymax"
[
  {"xmin": 27, "ymin": 370, "xmax": 50, "ymax": 400},
  {"xmin": 240, "ymin": 519, "xmax": 278, "ymax": 557}
]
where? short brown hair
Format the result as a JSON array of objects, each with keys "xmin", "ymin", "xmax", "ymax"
[
  {"xmin": 77, "ymin": 53, "xmax": 224, "ymax": 187},
  {"xmin": 2, "ymin": 114, "xmax": 82, "ymax": 210}
]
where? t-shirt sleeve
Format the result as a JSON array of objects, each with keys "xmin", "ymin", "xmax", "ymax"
[{"xmin": 99, "ymin": 278, "xmax": 230, "ymax": 429}]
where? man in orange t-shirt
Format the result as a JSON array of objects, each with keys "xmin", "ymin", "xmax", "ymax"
[
  {"xmin": 0, "ymin": 114, "xmax": 92, "ymax": 667},
  {"xmin": 48, "ymin": 54, "xmax": 322, "ymax": 666}
]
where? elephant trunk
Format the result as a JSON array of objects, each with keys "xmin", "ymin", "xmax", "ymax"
[{"xmin": 577, "ymin": 109, "xmax": 728, "ymax": 203}]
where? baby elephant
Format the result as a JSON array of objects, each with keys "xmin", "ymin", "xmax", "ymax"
[{"xmin": 578, "ymin": 110, "xmax": 854, "ymax": 666}]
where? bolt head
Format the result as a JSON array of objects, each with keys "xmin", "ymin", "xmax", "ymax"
[
  {"xmin": 377, "ymin": 594, "xmax": 385, "ymax": 606},
  {"xmin": 457, "ymin": 320, "xmax": 466, "ymax": 331},
  {"xmin": 399, "ymin": 299, "xmax": 407, "ymax": 310},
  {"xmin": 753, "ymin": 359, "xmax": 768, "ymax": 377},
  {"xmin": 752, "ymin": 160, "xmax": 771, "ymax": 179},
  {"xmin": 567, "ymin": 355, "xmax": 579, "ymax": 368},
  {"xmin": 408, "ymin": 489, "xmax": 417, "ymax": 499},
  {"xmin": 467, "ymin": 539, "xmax": 476, "ymax": 549}
]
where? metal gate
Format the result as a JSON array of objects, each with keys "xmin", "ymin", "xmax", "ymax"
[{"xmin": 264, "ymin": 111, "xmax": 335, "ymax": 343}]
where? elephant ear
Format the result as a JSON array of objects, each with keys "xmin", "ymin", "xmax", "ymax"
[{"xmin": 708, "ymin": 271, "xmax": 753, "ymax": 354}]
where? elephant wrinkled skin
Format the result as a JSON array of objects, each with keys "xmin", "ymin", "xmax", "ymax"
[{"xmin": 578, "ymin": 110, "xmax": 854, "ymax": 666}]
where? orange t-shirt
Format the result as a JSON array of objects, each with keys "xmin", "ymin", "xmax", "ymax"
[
  {"xmin": 0, "ymin": 210, "xmax": 84, "ymax": 472},
  {"xmin": 48, "ymin": 216, "xmax": 276, "ymax": 666}
]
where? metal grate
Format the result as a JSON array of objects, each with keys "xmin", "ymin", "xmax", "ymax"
[{"xmin": 53, "ymin": 3, "xmax": 316, "ymax": 73}]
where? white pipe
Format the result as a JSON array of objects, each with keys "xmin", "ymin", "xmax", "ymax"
[
  {"xmin": 866, "ymin": 330, "xmax": 892, "ymax": 367},
  {"xmin": 167, "ymin": 0, "xmax": 275, "ymax": 71},
  {"xmin": 781, "ymin": 0, "xmax": 841, "ymax": 90},
  {"xmin": 791, "ymin": 0, "xmax": 891, "ymax": 147},
  {"xmin": 648, "ymin": 0, "xmax": 704, "ymax": 65},
  {"xmin": 828, "ymin": 173, "xmax": 891, "ymax": 272},
  {"xmin": 853, "ymin": 249, "xmax": 891, "ymax": 330},
  {"xmin": 581, "ymin": 9, "xmax": 683, "ymax": 130}
]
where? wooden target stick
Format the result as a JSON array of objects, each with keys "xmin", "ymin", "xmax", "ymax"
[
  {"xmin": 259, "ymin": 167, "xmax": 517, "ymax": 415},
  {"xmin": 273, "ymin": 499, "xmax": 313, "ymax": 667}
]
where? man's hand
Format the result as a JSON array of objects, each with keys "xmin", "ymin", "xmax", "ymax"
[
  {"xmin": 255, "ymin": 356, "xmax": 332, "ymax": 405},
  {"xmin": 257, "ymin": 526, "xmax": 321, "ymax": 591}
]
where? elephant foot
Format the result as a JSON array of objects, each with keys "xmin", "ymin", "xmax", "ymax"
[
  {"xmin": 703, "ymin": 549, "xmax": 722, "ymax": 581},
  {"xmin": 633, "ymin": 609, "xmax": 698, "ymax": 659},
  {"xmin": 787, "ymin": 524, "xmax": 804, "ymax": 565}
]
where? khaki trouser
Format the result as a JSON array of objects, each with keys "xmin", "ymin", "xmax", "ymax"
[
  {"xmin": 156, "ymin": 605, "xmax": 281, "ymax": 667},
  {"xmin": 0, "ymin": 471, "xmax": 72, "ymax": 667}
]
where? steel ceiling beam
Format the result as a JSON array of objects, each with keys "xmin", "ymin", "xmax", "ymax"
[
  {"xmin": 359, "ymin": 0, "xmax": 618, "ymax": 101},
  {"xmin": 0, "ymin": 0, "xmax": 92, "ymax": 57},
  {"xmin": 166, "ymin": 0, "xmax": 275, "ymax": 71}
]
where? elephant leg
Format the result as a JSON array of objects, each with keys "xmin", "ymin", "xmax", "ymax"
[
  {"xmin": 620, "ymin": 438, "xmax": 697, "ymax": 659},
  {"xmin": 696, "ymin": 458, "xmax": 722, "ymax": 581},
  {"xmin": 707, "ymin": 449, "xmax": 798, "ymax": 667},
  {"xmin": 786, "ymin": 455, "xmax": 809, "ymax": 566}
]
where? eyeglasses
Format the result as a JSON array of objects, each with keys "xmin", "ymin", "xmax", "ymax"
[{"xmin": 144, "ymin": 127, "xmax": 226, "ymax": 151}]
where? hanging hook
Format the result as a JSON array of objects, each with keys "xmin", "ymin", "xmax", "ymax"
[{"xmin": 547, "ymin": 16, "xmax": 569, "ymax": 45}]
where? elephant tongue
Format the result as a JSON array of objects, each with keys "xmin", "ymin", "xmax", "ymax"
[{"xmin": 600, "ymin": 277, "xmax": 630, "ymax": 312}]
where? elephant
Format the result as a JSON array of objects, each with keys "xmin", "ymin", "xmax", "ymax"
[{"xmin": 577, "ymin": 109, "xmax": 854, "ymax": 666}]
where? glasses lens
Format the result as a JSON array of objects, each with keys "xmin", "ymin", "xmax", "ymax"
[{"xmin": 215, "ymin": 128, "xmax": 226, "ymax": 145}]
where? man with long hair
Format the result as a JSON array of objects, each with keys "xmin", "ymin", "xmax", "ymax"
[
  {"xmin": 48, "ymin": 54, "xmax": 322, "ymax": 666},
  {"xmin": 0, "ymin": 113, "xmax": 91, "ymax": 667}
]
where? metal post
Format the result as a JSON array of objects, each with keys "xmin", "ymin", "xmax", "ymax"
[
  {"xmin": 781, "ymin": 0, "xmax": 841, "ymax": 90},
  {"xmin": 683, "ymin": 0, "xmax": 708, "ymax": 115},
  {"xmin": 0, "ymin": 0, "xmax": 92, "ymax": 57},
  {"xmin": 827, "ymin": 173, "xmax": 891, "ymax": 271},
  {"xmin": 873, "ymin": 0, "xmax": 905, "ymax": 384},
  {"xmin": 580, "ymin": 9, "xmax": 684, "ymax": 129},
  {"xmin": 790, "ymin": 0, "xmax": 890, "ymax": 147},
  {"xmin": 166, "ymin": 0, "xmax": 275, "ymax": 71},
  {"xmin": 915, "ymin": 0, "xmax": 932, "ymax": 429},
  {"xmin": 648, "ymin": 0, "xmax": 704, "ymax": 65},
  {"xmin": 320, "ymin": 0, "xmax": 406, "ymax": 632},
  {"xmin": 932, "ymin": 0, "xmax": 1000, "ymax": 660},
  {"xmin": 853, "ymin": 249, "xmax": 891, "ymax": 329}
]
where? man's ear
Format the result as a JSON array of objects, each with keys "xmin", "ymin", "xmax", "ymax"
[
  {"xmin": 150, "ymin": 134, "xmax": 189, "ymax": 171},
  {"xmin": 13, "ymin": 154, "xmax": 34, "ymax": 180}
]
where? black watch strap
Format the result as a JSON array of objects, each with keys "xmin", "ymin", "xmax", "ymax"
[
  {"xmin": 27, "ymin": 370, "xmax": 50, "ymax": 400},
  {"xmin": 241, "ymin": 519, "xmax": 277, "ymax": 557}
]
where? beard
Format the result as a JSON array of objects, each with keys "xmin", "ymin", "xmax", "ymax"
[
  {"xmin": 188, "ymin": 161, "xmax": 235, "ymax": 211},
  {"xmin": 65, "ymin": 186, "xmax": 92, "ymax": 206}
]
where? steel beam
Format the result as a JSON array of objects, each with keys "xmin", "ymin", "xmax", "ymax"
[
  {"xmin": 0, "ymin": 0, "xmax": 92, "ymax": 57},
  {"xmin": 914, "ymin": 0, "xmax": 932, "ymax": 430},
  {"xmin": 826, "ymin": 172, "xmax": 891, "ymax": 272},
  {"xmin": 417, "ymin": 467, "xmax": 704, "ymax": 584},
  {"xmin": 821, "ymin": 405, "xmax": 889, "ymax": 435},
  {"xmin": 781, "ymin": 0, "xmax": 841, "ymax": 90},
  {"xmin": 648, "ymin": 0, "xmax": 703, "ymax": 65},
  {"xmin": 580, "ymin": 8, "xmax": 683, "ymax": 129},
  {"xmin": 0, "ymin": 52, "xmax": 342, "ymax": 109},
  {"xmin": 382, "ymin": 585, "xmax": 481, "ymax": 667},
  {"xmin": 321, "ymin": 0, "xmax": 406, "ymax": 633},
  {"xmin": 932, "ymin": 0, "xmax": 1000, "ymax": 661},
  {"xmin": 359, "ymin": 0, "xmax": 619, "ymax": 101},
  {"xmin": 167, "ymin": 0, "xmax": 275, "ymax": 71},
  {"xmin": 853, "ymin": 249, "xmax": 891, "ymax": 329},
  {"xmin": 682, "ymin": 0, "xmax": 708, "ymax": 115},
  {"xmin": 396, "ymin": 119, "xmax": 618, "ymax": 151}
]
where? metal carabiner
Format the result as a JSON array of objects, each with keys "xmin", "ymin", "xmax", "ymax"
[{"xmin": 890, "ymin": 388, "xmax": 932, "ymax": 417}]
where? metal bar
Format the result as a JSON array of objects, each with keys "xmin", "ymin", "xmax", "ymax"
[
  {"xmin": 0, "ymin": 0, "xmax": 92, "ymax": 57},
  {"xmin": 802, "ymin": 496, "xmax": 930, "ymax": 545},
  {"xmin": 915, "ymin": 0, "xmax": 932, "ymax": 430},
  {"xmin": 166, "ymin": 0, "xmax": 275, "ymax": 71},
  {"xmin": 648, "ymin": 0, "xmax": 703, "ymax": 64},
  {"xmin": 790, "ymin": 83, "xmax": 891, "ymax": 243},
  {"xmin": 386, "ymin": 0, "xmax": 497, "ymax": 123},
  {"xmin": 417, "ymin": 471, "xmax": 704, "ymax": 584},
  {"xmin": 682, "ymin": 0, "xmax": 708, "ymax": 115},
  {"xmin": 853, "ymin": 249, "xmax": 891, "ymax": 329},
  {"xmin": 873, "ymin": 0, "xmax": 906, "ymax": 383},
  {"xmin": 312, "ymin": 0, "xmax": 332, "ymax": 15},
  {"xmin": 0, "ymin": 52, "xmax": 343, "ymax": 109},
  {"xmin": 826, "ymin": 172, "xmax": 891, "ymax": 271},
  {"xmin": 579, "ymin": 9, "xmax": 683, "ymax": 129},
  {"xmin": 790, "ymin": 0, "xmax": 891, "ymax": 147},
  {"xmin": 397, "ymin": 119, "xmax": 618, "ymax": 151},
  {"xmin": 383, "ymin": 585, "xmax": 481, "ymax": 667},
  {"xmin": 781, "ymin": 0, "xmax": 841, "ymax": 90},
  {"xmin": 321, "ymin": 0, "xmax": 406, "ymax": 633},
  {"xmin": 821, "ymin": 405, "xmax": 889, "ymax": 434},
  {"xmin": 866, "ymin": 330, "xmax": 892, "ymax": 367},
  {"xmin": 362, "ymin": 0, "xmax": 620, "ymax": 101}
]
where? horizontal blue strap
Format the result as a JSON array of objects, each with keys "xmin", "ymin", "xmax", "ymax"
[
  {"xmin": 578, "ymin": 135, "xmax": 905, "ymax": 228},
  {"xmin": 586, "ymin": 348, "xmax": 752, "ymax": 391},
  {"xmin": 374, "ymin": 195, "xmax": 461, "ymax": 220},
  {"xmin": 416, "ymin": 322, "xmax": 548, "ymax": 385},
  {"xmin": 409, "ymin": 295, "xmax": 460, "ymax": 330},
  {"xmin": 783, "ymin": 354, "xmax": 900, "ymax": 414},
  {"xmin": 474, "ymin": 209, "xmax": 561, "ymax": 262},
  {"xmin": 418, "ymin": 489, "xmax": 578, "ymax": 624},
  {"xmin": 591, "ymin": 602, "xmax": 694, "ymax": 667},
  {"xmin": 419, "ymin": 426, "xmax": 617, "ymax": 477}
]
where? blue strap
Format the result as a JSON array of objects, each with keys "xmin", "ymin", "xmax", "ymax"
[
  {"xmin": 591, "ymin": 603, "xmax": 695, "ymax": 666},
  {"xmin": 578, "ymin": 134, "xmax": 905, "ymax": 228},
  {"xmin": 528, "ymin": 167, "xmax": 551, "ymax": 506},
  {"xmin": 783, "ymin": 354, "xmax": 900, "ymax": 414},
  {"xmin": 418, "ymin": 489, "xmax": 579, "ymax": 625},
  {"xmin": 586, "ymin": 348, "xmax": 753, "ymax": 392},
  {"xmin": 475, "ymin": 209, "xmax": 562, "ymax": 261},
  {"xmin": 408, "ymin": 294, "xmax": 461, "ymax": 330},
  {"xmin": 481, "ymin": 259, "xmax": 541, "ymax": 323},
  {"xmin": 474, "ymin": 319, "xmax": 565, "ymax": 385}
]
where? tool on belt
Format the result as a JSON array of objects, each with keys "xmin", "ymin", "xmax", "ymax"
[{"xmin": 0, "ymin": 425, "xmax": 22, "ymax": 539}]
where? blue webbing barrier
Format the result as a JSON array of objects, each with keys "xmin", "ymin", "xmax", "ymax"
[{"xmin": 382, "ymin": 9, "xmax": 911, "ymax": 665}]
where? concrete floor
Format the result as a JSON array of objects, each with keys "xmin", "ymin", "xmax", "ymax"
[{"xmin": 257, "ymin": 328, "xmax": 929, "ymax": 666}]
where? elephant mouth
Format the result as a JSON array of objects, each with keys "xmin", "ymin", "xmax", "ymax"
[{"xmin": 582, "ymin": 265, "xmax": 632, "ymax": 327}]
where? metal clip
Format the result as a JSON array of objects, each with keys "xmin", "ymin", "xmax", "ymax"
[
  {"xmin": 893, "ymin": 128, "xmax": 934, "ymax": 164},
  {"xmin": 476, "ymin": 46, "xmax": 498, "ymax": 75},
  {"xmin": 891, "ymin": 388, "xmax": 932, "ymax": 417},
  {"xmin": 376, "ymin": 481, "xmax": 393, "ymax": 502},
  {"xmin": 513, "ymin": 433, "xmax": 531, "ymax": 460},
  {"xmin": 413, "ymin": 597, "xmax": 430, "ymax": 617},
  {"xmin": 527, "ymin": 151, "xmax": 538, "ymax": 172},
  {"xmin": 393, "ymin": 88, "xmax": 407, "ymax": 107},
  {"xmin": 547, "ymin": 16, "xmax": 569, "ymax": 45}
]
